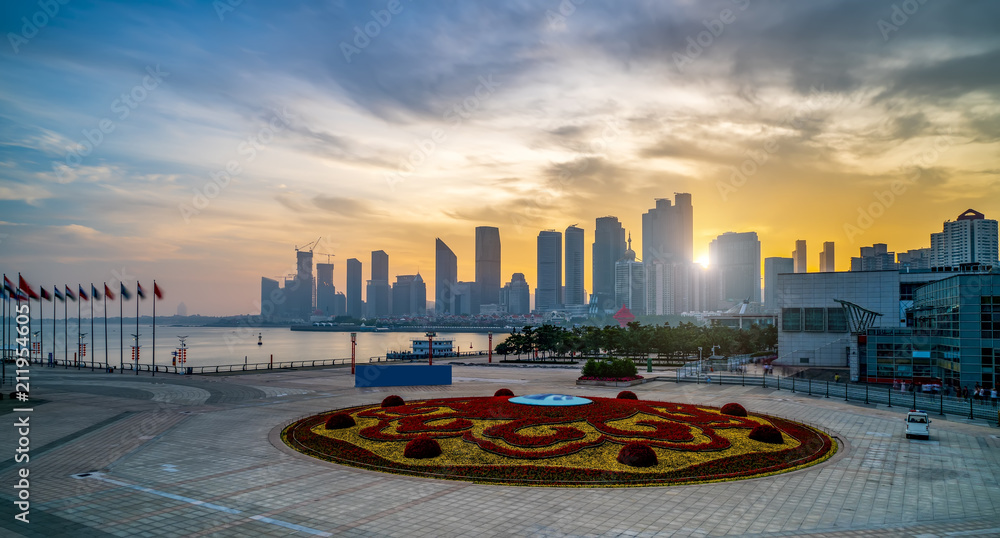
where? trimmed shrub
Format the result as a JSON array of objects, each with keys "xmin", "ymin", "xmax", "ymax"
[
  {"xmin": 749, "ymin": 424, "xmax": 784, "ymax": 444},
  {"xmin": 616, "ymin": 391, "xmax": 638, "ymax": 400},
  {"xmin": 721, "ymin": 403, "xmax": 747, "ymax": 417},
  {"xmin": 616, "ymin": 442, "xmax": 657, "ymax": 467},
  {"xmin": 582, "ymin": 357, "xmax": 638, "ymax": 379},
  {"xmin": 324, "ymin": 413, "xmax": 355, "ymax": 429},
  {"xmin": 403, "ymin": 437, "xmax": 441, "ymax": 459},
  {"xmin": 381, "ymin": 395, "xmax": 405, "ymax": 408},
  {"xmin": 494, "ymin": 388, "xmax": 515, "ymax": 397}
]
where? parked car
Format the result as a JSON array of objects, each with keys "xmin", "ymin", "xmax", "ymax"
[{"xmin": 904, "ymin": 410, "xmax": 931, "ymax": 439}]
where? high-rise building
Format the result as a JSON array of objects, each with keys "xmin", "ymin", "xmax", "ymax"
[
  {"xmin": 564, "ymin": 225, "xmax": 585, "ymax": 306},
  {"xmin": 646, "ymin": 260, "xmax": 677, "ymax": 315},
  {"xmin": 366, "ymin": 250, "xmax": 390, "ymax": 317},
  {"xmin": 535, "ymin": 230, "xmax": 563, "ymax": 312},
  {"xmin": 391, "ymin": 274, "xmax": 426, "ymax": 316},
  {"xmin": 930, "ymin": 209, "xmax": 999, "ymax": 268},
  {"xmin": 501, "ymin": 273, "xmax": 531, "ymax": 315},
  {"xmin": 819, "ymin": 241, "xmax": 835, "ymax": 272},
  {"xmin": 593, "ymin": 216, "xmax": 626, "ymax": 312},
  {"xmin": 450, "ymin": 281, "xmax": 481, "ymax": 315},
  {"xmin": 642, "ymin": 194, "xmax": 693, "ymax": 265},
  {"xmin": 286, "ymin": 249, "xmax": 314, "ymax": 318},
  {"xmin": 615, "ymin": 234, "xmax": 645, "ymax": 313},
  {"xmin": 708, "ymin": 231, "xmax": 761, "ymax": 308},
  {"xmin": 764, "ymin": 257, "xmax": 794, "ymax": 309},
  {"xmin": 333, "ymin": 292, "xmax": 346, "ymax": 316},
  {"xmin": 475, "ymin": 226, "xmax": 501, "ymax": 307},
  {"xmin": 346, "ymin": 258, "xmax": 362, "ymax": 318},
  {"xmin": 897, "ymin": 248, "xmax": 932, "ymax": 270},
  {"xmin": 435, "ymin": 239, "xmax": 458, "ymax": 314},
  {"xmin": 850, "ymin": 244, "xmax": 897, "ymax": 271},
  {"xmin": 793, "ymin": 240, "xmax": 807, "ymax": 273},
  {"xmin": 260, "ymin": 277, "xmax": 280, "ymax": 320},
  {"xmin": 316, "ymin": 262, "xmax": 336, "ymax": 316}
]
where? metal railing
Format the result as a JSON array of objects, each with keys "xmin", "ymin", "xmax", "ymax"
[{"xmin": 671, "ymin": 370, "xmax": 1000, "ymax": 422}]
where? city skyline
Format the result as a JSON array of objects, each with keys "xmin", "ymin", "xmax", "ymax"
[{"xmin": 2, "ymin": 1, "xmax": 999, "ymax": 315}]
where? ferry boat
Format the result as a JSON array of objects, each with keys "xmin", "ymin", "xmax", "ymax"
[{"xmin": 386, "ymin": 338, "xmax": 456, "ymax": 360}]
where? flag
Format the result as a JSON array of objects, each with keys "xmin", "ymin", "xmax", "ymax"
[
  {"xmin": 120, "ymin": 283, "xmax": 132, "ymax": 300},
  {"xmin": 137, "ymin": 282, "xmax": 146, "ymax": 299},
  {"xmin": 19, "ymin": 276, "xmax": 40, "ymax": 300},
  {"xmin": 65, "ymin": 285, "xmax": 76, "ymax": 301},
  {"xmin": 3, "ymin": 275, "xmax": 15, "ymax": 294},
  {"xmin": 91, "ymin": 284, "xmax": 101, "ymax": 301},
  {"xmin": 78, "ymin": 284, "xmax": 89, "ymax": 301},
  {"xmin": 104, "ymin": 284, "xmax": 116, "ymax": 300},
  {"xmin": 16, "ymin": 290, "xmax": 28, "ymax": 301},
  {"xmin": 54, "ymin": 286, "xmax": 65, "ymax": 302},
  {"xmin": 153, "ymin": 282, "xmax": 163, "ymax": 299},
  {"xmin": 41, "ymin": 287, "xmax": 52, "ymax": 301}
]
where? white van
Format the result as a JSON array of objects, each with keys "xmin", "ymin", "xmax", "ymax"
[{"xmin": 905, "ymin": 410, "xmax": 931, "ymax": 439}]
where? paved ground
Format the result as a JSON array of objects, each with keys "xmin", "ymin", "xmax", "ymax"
[{"xmin": 1, "ymin": 361, "xmax": 999, "ymax": 537}]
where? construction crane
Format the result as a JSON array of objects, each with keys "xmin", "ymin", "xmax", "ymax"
[
  {"xmin": 295, "ymin": 237, "xmax": 322, "ymax": 253},
  {"xmin": 316, "ymin": 252, "xmax": 335, "ymax": 264}
]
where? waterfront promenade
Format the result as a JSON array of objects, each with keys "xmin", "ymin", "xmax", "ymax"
[{"xmin": 1, "ymin": 361, "xmax": 999, "ymax": 537}]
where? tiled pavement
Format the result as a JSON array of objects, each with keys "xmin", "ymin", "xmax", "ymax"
[{"xmin": 1, "ymin": 364, "xmax": 998, "ymax": 537}]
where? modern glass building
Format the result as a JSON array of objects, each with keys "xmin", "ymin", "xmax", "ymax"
[{"xmin": 862, "ymin": 271, "xmax": 999, "ymax": 391}]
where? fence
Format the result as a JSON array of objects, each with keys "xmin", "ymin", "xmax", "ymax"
[{"xmin": 672, "ymin": 371, "xmax": 1000, "ymax": 422}]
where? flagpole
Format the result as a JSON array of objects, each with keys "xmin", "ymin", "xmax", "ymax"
[
  {"xmin": 64, "ymin": 288, "xmax": 68, "ymax": 368},
  {"xmin": 90, "ymin": 285, "xmax": 95, "ymax": 371},
  {"xmin": 136, "ymin": 280, "xmax": 139, "ymax": 376},
  {"xmin": 120, "ymin": 285, "xmax": 123, "ymax": 374},
  {"xmin": 52, "ymin": 287, "xmax": 56, "ymax": 367},
  {"xmin": 104, "ymin": 284, "xmax": 109, "ymax": 371},
  {"xmin": 77, "ymin": 286, "xmax": 81, "ymax": 370},
  {"xmin": 152, "ymin": 280, "xmax": 156, "ymax": 378}
]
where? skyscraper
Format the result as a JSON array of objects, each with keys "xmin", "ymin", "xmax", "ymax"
[
  {"xmin": 346, "ymin": 258, "xmax": 362, "ymax": 318},
  {"xmin": 850, "ymin": 244, "xmax": 897, "ymax": 271},
  {"xmin": 435, "ymin": 239, "xmax": 457, "ymax": 314},
  {"xmin": 593, "ymin": 216, "xmax": 626, "ymax": 311},
  {"xmin": 615, "ymin": 234, "xmax": 645, "ymax": 313},
  {"xmin": 819, "ymin": 241, "xmax": 835, "ymax": 272},
  {"xmin": 564, "ymin": 225, "xmax": 585, "ymax": 306},
  {"xmin": 475, "ymin": 226, "xmax": 501, "ymax": 307},
  {"xmin": 709, "ymin": 231, "xmax": 762, "ymax": 307},
  {"xmin": 367, "ymin": 250, "xmax": 390, "ymax": 317},
  {"xmin": 642, "ymin": 194, "xmax": 693, "ymax": 265},
  {"xmin": 535, "ymin": 230, "xmax": 562, "ymax": 312},
  {"xmin": 793, "ymin": 240, "xmax": 807, "ymax": 273},
  {"xmin": 930, "ymin": 209, "xmax": 999, "ymax": 267},
  {"xmin": 316, "ymin": 262, "xmax": 336, "ymax": 315},
  {"xmin": 288, "ymin": 249, "xmax": 314, "ymax": 318},
  {"xmin": 391, "ymin": 274, "xmax": 426, "ymax": 316},
  {"xmin": 501, "ymin": 273, "xmax": 531, "ymax": 315},
  {"xmin": 764, "ymin": 257, "xmax": 794, "ymax": 309},
  {"xmin": 260, "ymin": 277, "xmax": 280, "ymax": 320}
]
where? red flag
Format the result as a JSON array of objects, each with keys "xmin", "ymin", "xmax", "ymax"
[
  {"xmin": 104, "ymin": 284, "xmax": 116, "ymax": 300},
  {"xmin": 78, "ymin": 284, "xmax": 89, "ymax": 301},
  {"xmin": 41, "ymin": 287, "xmax": 52, "ymax": 301},
  {"xmin": 3, "ymin": 276, "xmax": 15, "ymax": 295},
  {"xmin": 153, "ymin": 282, "xmax": 163, "ymax": 299},
  {"xmin": 19, "ymin": 276, "xmax": 40, "ymax": 300},
  {"xmin": 137, "ymin": 282, "xmax": 146, "ymax": 299}
]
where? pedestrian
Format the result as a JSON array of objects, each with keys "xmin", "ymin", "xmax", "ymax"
[
  {"xmin": 835, "ymin": 374, "xmax": 840, "ymax": 383},
  {"xmin": 963, "ymin": 386, "xmax": 969, "ymax": 400}
]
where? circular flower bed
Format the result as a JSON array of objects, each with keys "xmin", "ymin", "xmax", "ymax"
[
  {"xmin": 325, "ymin": 413, "xmax": 356, "ymax": 429},
  {"xmin": 749, "ymin": 424, "xmax": 784, "ymax": 444},
  {"xmin": 617, "ymin": 442, "xmax": 657, "ymax": 467},
  {"xmin": 721, "ymin": 403, "xmax": 747, "ymax": 417},
  {"xmin": 381, "ymin": 395, "xmax": 405, "ymax": 408},
  {"xmin": 283, "ymin": 395, "xmax": 835, "ymax": 487},
  {"xmin": 494, "ymin": 388, "xmax": 515, "ymax": 397},
  {"xmin": 403, "ymin": 437, "xmax": 441, "ymax": 459},
  {"xmin": 617, "ymin": 391, "xmax": 638, "ymax": 400}
]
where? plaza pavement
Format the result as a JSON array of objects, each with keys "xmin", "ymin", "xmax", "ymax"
[{"xmin": 1, "ymin": 360, "xmax": 999, "ymax": 537}]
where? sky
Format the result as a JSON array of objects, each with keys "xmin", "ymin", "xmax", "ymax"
[{"xmin": 1, "ymin": 0, "xmax": 999, "ymax": 316}]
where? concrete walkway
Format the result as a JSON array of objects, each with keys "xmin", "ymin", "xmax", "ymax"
[{"xmin": 1, "ymin": 364, "xmax": 998, "ymax": 537}]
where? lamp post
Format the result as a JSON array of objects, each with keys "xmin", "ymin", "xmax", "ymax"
[
  {"xmin": 350, "ymin": 332, "xmax": 356, "ymax": 375},
  {"xmin": 488, "ymin": 332, "xmax": 492, "ymax": 364},
  {"xmin": 426, "ymin": 331, "xmax": 436, "ymax": 366},
  {"xmin": 697, "ymin": 346, "xmax": 702, "ymax": 382}
]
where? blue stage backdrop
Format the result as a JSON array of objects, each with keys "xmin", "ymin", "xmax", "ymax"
[{"xmin": 355, "ymin": 364, "xmax": 453, "ymax": 387}]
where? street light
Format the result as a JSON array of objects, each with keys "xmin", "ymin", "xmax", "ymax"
[{"xmin": 698, "ymin": 346, "xmax": 702, "ymax": 381}]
